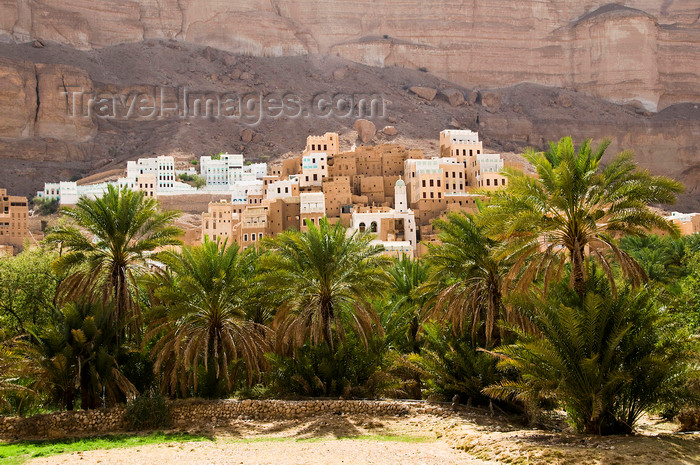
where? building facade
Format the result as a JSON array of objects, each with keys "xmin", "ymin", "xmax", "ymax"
[{"xmin": 0, "ymin": 188, "xmax": 31, "ymax": 254}]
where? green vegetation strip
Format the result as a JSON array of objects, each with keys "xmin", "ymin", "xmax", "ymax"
[
  {"xmin": 0, "ymin": 433, "xmax": 433, "ymax": 464},
  {"xmin": 0, "ymin": 432, "xmax": 433, "ymax": 464},
  {"xmin": 0, "ymin": 432, "xmax": 211, "ymax": 465}
]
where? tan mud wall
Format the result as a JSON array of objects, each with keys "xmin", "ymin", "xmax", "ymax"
[{"xmin": 0, "ymin": 399, "xmax": 438, "ymax": 441}]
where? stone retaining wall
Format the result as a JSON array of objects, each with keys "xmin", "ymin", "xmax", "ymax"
[{"xmin": 0, "ymin": 399, "xmax": 445, "ymax": 441}]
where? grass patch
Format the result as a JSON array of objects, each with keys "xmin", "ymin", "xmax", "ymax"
[
  {"xmin": 0, "ymin": 432, "xmax": 211, "ymax": 465},
  {"xmin": 0, "ymin": 432, "xmax": 432, "ymax": 464}
]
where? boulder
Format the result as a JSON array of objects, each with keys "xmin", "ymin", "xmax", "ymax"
[
  {"xmin": 409, "ymin": 86, "xmax": 437, "ymax": 101},
  {"xmin": 333, "ymin": 68, "xmax": 346, "ymax": 80},
  {"xmin": 556, "ymin": 93, "xmax": 574, "ymax": 108},
  {"xmin": 383, "ymin": 125, "xmax": 398, "ymax": 136},
  {"xmin": 240, "ymin": 128, "xmax": 255, "ymax": 143},
  {"xmin": 354, "ymin": 119, "xmax": 376, "ymax": 143},
  {"xmin": 481, "ymin": 92, "xmax": 502, "ymax": 109},
  {"xmin": 440, "ymin": 88, "xmax": 465, "ymax": 106}
]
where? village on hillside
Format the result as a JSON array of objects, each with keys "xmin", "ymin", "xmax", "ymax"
[{"xmin": 2, "ymin": 129, "xmax": 699, "ymax": 258}]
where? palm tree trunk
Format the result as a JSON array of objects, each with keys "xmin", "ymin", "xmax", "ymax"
[
  {"xmin": 322, "ymin": 301, "xmax": 334, "ymax": 353},
  {"xmin": 80, "ymin": 364, "xmax": 95, "ymax": 410},
  {"xmin": 571, "ymin": 245, "xmax": 587, "ymax": 299}
]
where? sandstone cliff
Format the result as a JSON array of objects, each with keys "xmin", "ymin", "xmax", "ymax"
[
  {"xmin": 0, "ymin": 1, "xmax": 697, "ymax": 111},
  {"xmin": 0, "ymin": 41, "xmax": 697, "ymax": 212}
]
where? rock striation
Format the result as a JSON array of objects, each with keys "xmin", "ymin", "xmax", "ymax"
[
  {"xmin": 0, "ymin": 1, "xmax": 697, "ymax": 110},
  {"xmin": 0, "ymin": 42, "xmax": 697, "ymax": 211}
]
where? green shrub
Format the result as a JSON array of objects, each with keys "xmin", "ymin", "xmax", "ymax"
[
  {"xmin": 485, "ymin": 275, "xmax": 697, "ymax": 435},
  {"xmin": 124, "ymin": 394, "xmax": 171, "ymax": 430},
  {"xmin": 416, "ymin": 323, "xmax": 502, "ymax": 404},
  {"xmin": 32, "ymin": 196, "xmax": 59, "ymax": 215},
  {"xmin": 265, "ymin": 334, "xmax": 385, "ymax": 398}
]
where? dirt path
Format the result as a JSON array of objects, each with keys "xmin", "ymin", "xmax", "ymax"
[
  {"xmin": 27, "ymin": 438, "xmax": 494, "ymax": 465},
  {"xmin": 22, "ymin": 410, "xmax": 700, "ymax": 465}
]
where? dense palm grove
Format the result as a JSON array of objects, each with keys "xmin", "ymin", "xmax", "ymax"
[{"xmin": 2, "ymin": 138, "xmax": 699, "ymax": 435}]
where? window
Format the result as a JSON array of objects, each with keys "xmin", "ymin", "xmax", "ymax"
[
  {"xmin": 370, "ymin": 222, "xmax": 377, "ymax": 232},
  {"xmin": 487, "ymin": 179, "xmax": 491, "ymax": 186},
  {"xmin": 494, "ymin": 179, "xmax": 498, "ymax": 186},
  {"xmin": 313, "ymin": 174, "xmax": 318, "ymax": 181},
  {"xmin": 359, "ymin": 222, "xmax": 366, "ymax": 232},
  {"xmin": 422, "ymin": 192, "xmax": 426, "ymax": 199},
  {"xmin": 422, "ymin": 180, "xmax": 426, "ymax": 187},
  {"xmin": 429, "ymin": 180, "xmax": 434, "ymax": 187},
  {"xmin": 437, "ymin": 180, "xmax": 441, "ymax": 187},
  {"xmin": 430, "ymin": 192, "xmax": 434, "ymax": 198},
  {"xmin": 244, "ymin": 234, "xmax": 248, "ymax": 241},
  {"xmin": 252, "ymin": 233, "xmax": 256, "ymax": 241}
]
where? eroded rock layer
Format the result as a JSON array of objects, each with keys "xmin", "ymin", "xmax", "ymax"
[
  {"xmin": 0, "ymin": 1, "xmax": 698, "ymax": 110},
  {"xmin": 0, "ymin": 41, "xmax": 697, "ymax": 211}
]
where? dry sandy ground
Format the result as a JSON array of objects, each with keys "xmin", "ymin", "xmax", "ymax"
[
  {"xmin": 24, "ymin": 409, "xmax": 700, "ymax": 465},
  {"xmin": 27, "ymin": 439, "xmax": 493, "ymax": 465}
]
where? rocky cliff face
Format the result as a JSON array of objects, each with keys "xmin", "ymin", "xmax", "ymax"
[
  {"xmin": 0, "ymin": 1, "xmax": 697, "ymax": 111},
  {"xmin": 0, "ymin": 41, "xmax": 697, "ymax": 212}
]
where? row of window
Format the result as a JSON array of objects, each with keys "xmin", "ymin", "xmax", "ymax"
[
  {"xmin": 243, "ymin": 232, "xmax": 263, "ymax": 242},
  {"xmin": 357, "ymin": 222, "xmax": 378, "ymax": 233},
  {"xmin": 452, "ymin": 148, "xmax": 481, "ymax": 156},
  {"xmin": 481, "ymin": 178, "xmax": 506, "ymax": 187}
]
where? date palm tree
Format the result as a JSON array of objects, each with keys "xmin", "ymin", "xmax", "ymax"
[
  {"xmin": 259, "ymin": 217, "xmax": 391, "ymax": 353},
  {"xmin": 32, "ymin": 301, "xmax": 137, "ymax": 410},
  {"xmin": 485, "ymin": 276, "xmax": 693, "ymax": 435},
  {"xmin": 0, "ymin": 332, "xmax": 34, "ymax": 409},
  {"xmin": 146, "ymin": 239, "xmax": 270, "ymax": 397},
  {"xmin": 382, "ymin": 255, "xmax": 429, "ymax": 354},
  {"xmin": 422, "ymin": 212, "xmax": 520, "ymax": 347},
  {"xmin": 482, "ymin": 137, "xmax": 683, "ymax": 297},
  {"xmin": 46, "ymin": 185, "xmax": 181, "ymax": 337}
]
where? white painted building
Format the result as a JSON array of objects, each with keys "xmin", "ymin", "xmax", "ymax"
[
  {"xmin": 230, "ymin": 182, "xmax": 264, "ymax": 204},
  {"xmin": 244, "ymin": 162, "xmax": 268, "ymax": 180},
  {"xmin": 300, "ymin": 152, "xmax": 328, "ymax": 188},
  {"xmin": 299, "ymin": 191, "xmax": 326, "ymax": 228},
  {"xmin": 349, "ymin": 179, "xmax": 417, "ymax": 256},
  {"xmin": 200, "ymin": 153, "xmax": 244, "ymax": 186},
  {"xmin": 440, "ymin": 129, "xmax": 480, "ymax": 145},
  {"xmin": 127, "ymin": 155, "xmax": 178, "ymax": 191},
  {"xmin": 300, "ymin": 192, "xmax": 326, "ymax": 214},
  {"xmin": 266, "ymin": 178, "xmax": 299, "ymax": 200}
]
